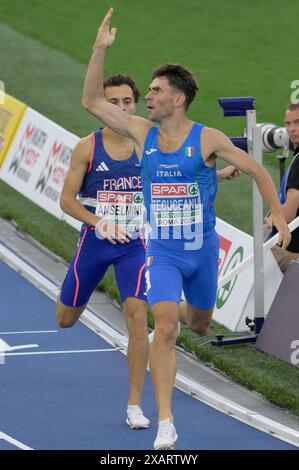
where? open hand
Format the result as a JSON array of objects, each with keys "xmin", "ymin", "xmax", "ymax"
[{"xmin": 94, "ymin": 8, "xmax": 117, "ymax": 49}]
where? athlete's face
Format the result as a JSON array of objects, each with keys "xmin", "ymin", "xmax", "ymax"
[
  {"xmin": 104, "ymin": 85, "xmax": 136, "ymax": 114},
  {"xmin": 285, "ymin": 108, "xmax": 299, "ymax": 147},
  {"xmin": 145, "ymin": 77, "xmax": 182, "ymax": 123}
]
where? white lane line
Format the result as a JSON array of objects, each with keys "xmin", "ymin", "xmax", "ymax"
[
  {"xmin": 0, "ymin": 338, "xmax": 39, "ymax": 352},
  {"xmin": 0, "ymin": 339, "xmax": 39, "ymax": 364},
  {"xmin": 0, "ymin": 431, "xmax": 33, "ymax": 450},
  {"xmin": 0, "ymin": 330, "xmax": 58, "ymax": 334},
  {"xmin": 0, "ymin": 242, "xmax": 126, "ymax": 347},
  {"xmin": 4, "ymin": 348, "xmax": 120, "ymax": 357}
]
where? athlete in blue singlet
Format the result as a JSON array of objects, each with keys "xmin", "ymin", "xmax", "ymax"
[
  {"xmin": 82, "ymin": 8, "xmax": 290, "ymax": 450},
  {"xmin": 141, "ymin": 122, "xmax": 219, "ymax": 312},
  {"xmin": 60, "ymin": 128, "xmax": 146, "ymax": 308},
  {"xmin": 57, "ymin": 75, "xmax": 150, "ymax": 430}
]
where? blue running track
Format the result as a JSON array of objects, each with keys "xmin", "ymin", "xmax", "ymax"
[{"xmin": 0, "ymin": 260, "xmax": 296, "ymax": 450}]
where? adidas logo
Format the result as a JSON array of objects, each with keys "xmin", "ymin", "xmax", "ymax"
[{"xmin": 96, "ymin": 162, "xmax": 109, "ymax": 172}]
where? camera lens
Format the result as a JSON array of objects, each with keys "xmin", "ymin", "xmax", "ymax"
[{"xmin": 257, "ymin": 123, "xmax": 291, "ymax": 153}]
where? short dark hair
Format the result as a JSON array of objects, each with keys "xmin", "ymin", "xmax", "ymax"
[
  {"xmin": 152, "ymin": 64, "xmax": 199, "ymax": 109},
  {"xmin": 103, "ymin": 74, "xmax": 140, "ymax": 103},
  {"xmin": 287, "ymin": 103, "xmax": 299, "ymax": 111}
]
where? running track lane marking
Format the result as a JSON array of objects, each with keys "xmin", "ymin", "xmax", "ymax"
[
  {"xmin": 1, "ymin": 242, "xmax": 299, "ymax": 447},
  {"xmin": 0, "ymin": 330, "xmax": 58, "ymax": 334},
  {"xmin": 3, "ymin": 348, "xmax": 121, "ymax": 357},
  {"xmin": 0, "ymin": 338, "xmax": 38, "ymax": 352},
  {"xmin": 0, "ymin": 431, "xmax": 33, "ymax": 450}
]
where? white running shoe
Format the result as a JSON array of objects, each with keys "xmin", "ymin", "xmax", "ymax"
[
  {"xmin": 126, "ymin": 405, "xmax": 150, "ymax": 429},
  {"xmin": 153, "ymin": 418, "xmax": 178, "ymax": 450},
  {"xmin": 148, "ymin": 322, "xmax": 181, "ymax": 344}
]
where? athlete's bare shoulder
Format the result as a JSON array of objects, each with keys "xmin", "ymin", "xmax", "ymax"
[
  {"xmin": 202, "ymin": 126, "xmax": 224, "ymax": 140},
  {"xmin": 200, "ymin": 126, "xmax": 226, "ymax": 160},
  {"xmin": 129, "ymin": 116, "xmax": 154, "ymax": 157},
  {"xmin": 129, "ymin": 116, "xmax": 154, "ymax": 142},
  {"xmin": 71, "ymin": 134, "xmax": 94, "ymax": 165}
]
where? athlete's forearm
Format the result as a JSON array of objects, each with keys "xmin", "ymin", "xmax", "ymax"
[
  {"xmin": 82, "ymin": 7, "xmax": 116, "ymax": 110},
  {"xmin": 212, "ymin": 129, "xmax": 282, "ymax": 213},
  {"xmin": 60, "ymin": 195, "xmax": 100, "ymax": 227},
  {"xmin": 82, "ymin": 45, "xmax": 106, "ymax": 110},
  {"xmin": 252, "ymin": 165, "xmax": 282, "ymax": 214},
  {"xmin": 82, "ymin": 8, "xmax": 114, "ymax": 108},
  {"xmin": 61, "ymin": 195, "xmax": 131, "ymax": 244},
  {"xmin": 82, "ymin": 43, "xmax": 138, "ymax": 139}
]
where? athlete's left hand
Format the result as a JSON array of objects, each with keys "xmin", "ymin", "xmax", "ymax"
[
  {"xmin": 267, "ymin": 211, "xmax": 291, "ymax": 249},
  {"xmin": 95, "ymin": 219, "xmax": 132, "ymax": 244}
]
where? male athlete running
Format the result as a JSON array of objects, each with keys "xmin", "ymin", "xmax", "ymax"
[
  {"xmin": 82, "ymin": 8, "xmax": 290, "ymax": 450},
  {"xmin": 57, "ymin": 74, "xmax": 150, "ymax": 430},
  {"xmin": 57, "ymin": 73, "xmax": 239, "ymax": 435}
]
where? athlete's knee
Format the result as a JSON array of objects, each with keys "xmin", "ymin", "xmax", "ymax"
[
  {"xmin": 126, "ymin": 308, "xmax": 147, "ymax": 337},
  {"xmin": 58, "ymin": 317, "xmax": 77, "ymax": 328},
  {"xmin": 191, "ymin": 323, "xmax": 210, "ymax": 336},
  {"xmin": 186, "ymin": 305, "xmax": 214, "ymax": 336},
  {"xmin": 56, "ymin": 311, "xmax": 77, "ymax": 328},
  {"xmin": 154, "ymin": 319, "xmax": 178, "ymax": 346},
  {"xmin": 188, "ymin": 316, "xmax": 211, "ymax": 336},
  {"xmin": 56, "ymin": 302, "xmax": 80, "ymax": 328}
]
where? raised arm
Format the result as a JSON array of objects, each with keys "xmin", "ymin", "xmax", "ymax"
[
  {"xmin": 81, "ymin": 8, "xmax": 150, "ymax": 146},
  {"xmin": 202, "ymin": 127, "xmax": 291, "ymax": 249}
]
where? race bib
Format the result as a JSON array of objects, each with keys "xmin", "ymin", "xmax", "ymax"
[
  {"xmin": 150, "ymin": 182, "xmax": 202, "ymax": 227},
  {"xmin": 96, "ymin": 190, "xmax": 145, "ymax": 231}
]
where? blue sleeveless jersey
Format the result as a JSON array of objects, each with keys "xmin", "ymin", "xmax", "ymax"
[
  {"xmin": 79, "ymin": 130, "xmax": 144, "ymax": 230},
  {"xmin": 60, "ymin": 129, "xmax": 147, "ymax": 307},
  {"xmin": 140, "ymin": 123, "xmax": 217, "ymax": 250}
]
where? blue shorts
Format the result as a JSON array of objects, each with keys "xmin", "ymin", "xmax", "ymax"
[
  {"xmin": 145, "ymin": 229, "xmax": 219, "ymax": 309},
  {"xmin": 60, "ymin": 225, "xmax": 147, "ymax": 307}
]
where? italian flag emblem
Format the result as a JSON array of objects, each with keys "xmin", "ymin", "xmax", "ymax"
[
  {"xmin": 185, "ymin": 146, "xmax": 194, "ymax": 157},
  {"xmin": 146, "ymin": 256, "xmax": 153, "ymax": 266}
]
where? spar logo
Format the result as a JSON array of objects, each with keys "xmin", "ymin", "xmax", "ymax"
[
  {"xmin": 151, "ymin": 183, "xmax": 197, "ymax": 197},
  {"xmin": 216, "ymin": 236, "xmax": 244, "ymax": 309},
  {"xmin": 98, "ymin": 191, "xmax": 133, "ymax": 203},
  {"xmin": 97, "ymin": 191, "xmax": 143, "ymax": 204}
]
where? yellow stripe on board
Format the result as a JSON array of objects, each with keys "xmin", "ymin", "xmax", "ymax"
[{"xmin": 0, "ymin": 93, "xmax": 27, "ymax": 166}]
